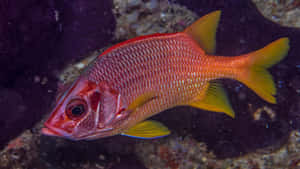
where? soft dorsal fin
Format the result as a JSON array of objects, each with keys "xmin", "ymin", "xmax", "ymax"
[
  {"xmin": 184, "ymin": 10, "xmax": 221, "ymax": 55},
  {"xmin": 122, "ymin": 120, "xmax": 170, "ymax": 139},
  {"xmin": 187, "ymin": 82, "xmax": 235, "ymax": 118}
]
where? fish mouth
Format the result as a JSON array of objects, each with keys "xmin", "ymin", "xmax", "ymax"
[
  {"xmin": 76, "ymin": 127, "xmax": 114, "ymax": 140},
  {"xmin": 41, "ymin": 123, "xmax": 72, "ymax": 138},
  {"xmin": 41, "ymin": 127, "xmax": 61, "ymax": 136}
]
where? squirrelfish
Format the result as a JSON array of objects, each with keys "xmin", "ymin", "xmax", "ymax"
[{"xmin": 42, "ymin": 11, "xmax": 289, "ymax": 140}]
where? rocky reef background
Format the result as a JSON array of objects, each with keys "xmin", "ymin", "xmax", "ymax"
[{"xmin": 0, "ymin": 0, "xmax": 299, "ymax": 169}]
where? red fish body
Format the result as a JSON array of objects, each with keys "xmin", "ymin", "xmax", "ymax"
[
  {"xmin": 42, "ymin": 11, "xmax": 289, "ymax": 140},
  {"xmin": 89, "ymin": 33, "xmax": 228, "ymax": 121}
]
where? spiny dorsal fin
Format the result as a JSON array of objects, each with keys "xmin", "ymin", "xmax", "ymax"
[
  {"xmin": 122, "ymin": 120, "xmax": 170, "ymax": 139},
  {"xmin": 184, "ymin": 10, "xmax": 221, "ymax": 55},
  {"xmin": 187, "ymin": 82, "xmax": 235, "ymax": 118}
]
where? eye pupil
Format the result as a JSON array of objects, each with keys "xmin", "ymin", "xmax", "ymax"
[
  {"xmin": 66, "ymin": 99, "xmax": 87, "ymax": 119},
  {"xmin": 71, "ymin": 104, "xmax": 84, "ymax": 116}
]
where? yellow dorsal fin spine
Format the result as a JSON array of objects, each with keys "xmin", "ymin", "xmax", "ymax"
[{"xmin": 184, "ymin": 10, "xmax": 221, "ymax": 54}]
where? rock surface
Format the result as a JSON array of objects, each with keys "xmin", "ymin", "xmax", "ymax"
[{"xmin": 252, "ymin": 0, "xmax": 300, "ymax": 28}]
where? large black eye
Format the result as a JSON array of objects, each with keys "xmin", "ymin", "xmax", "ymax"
[
  {"xmin": 66, "ymin": 99, "xmax": 87, "ymax": 119},
  {"xmin": 71, "ymin": 104, "xmax": 85, "ymax": 116}
]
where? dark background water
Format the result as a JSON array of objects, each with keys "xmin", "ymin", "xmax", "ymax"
[
  {"xmin": 0, "ymin": 0, "xmax": 115, "ymax": 149},
  {"xmin": 0, "ymin": 0, "xmax": 299, "ymax": 161}
]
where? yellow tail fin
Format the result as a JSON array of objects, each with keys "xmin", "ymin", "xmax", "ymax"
[{"xmin": 240, "ymin": 38, "xmax": 289, "ymax": 103}]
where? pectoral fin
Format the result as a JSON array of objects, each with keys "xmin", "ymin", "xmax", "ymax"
[
  {"xmin": 187, "ymin": 82, "xmax": 235, "ymax": 118},
  {"xmin": 121, "ymin": 120, "xmax": 170, "ymax": 139},
  {"xmin": 127, "ymin": 92, "xmax": 158, "ymax": 112}
]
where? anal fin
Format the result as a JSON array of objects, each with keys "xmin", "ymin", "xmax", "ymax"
[{"xmin": 187, "ymin": 82, "xmax": 235, "ymax": 118}]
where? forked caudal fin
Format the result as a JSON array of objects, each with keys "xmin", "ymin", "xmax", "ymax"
[
  {"xmin": 239, "ymin": 38, "xmax": 290, "ymax": 104},
  {"xmin": 184, "ymin": 10, "xmax": 289, "ymax": 117}
]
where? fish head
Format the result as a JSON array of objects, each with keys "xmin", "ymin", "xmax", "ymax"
[{"xmin": 42, "ymin": 77, "xmax": 130, "ymax": 140}]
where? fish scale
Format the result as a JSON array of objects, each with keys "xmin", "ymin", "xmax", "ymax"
[{"xmin": 87, "ymin": 33, "xmax": 218, "ymax": 122}]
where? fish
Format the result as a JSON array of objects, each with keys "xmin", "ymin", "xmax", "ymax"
[{"xmin": 41, "ymin": 10, "xmax": 289, "ymax": 140}]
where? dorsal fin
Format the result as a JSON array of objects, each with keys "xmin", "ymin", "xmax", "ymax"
[{"xmin": 184, "ymin": 10, "xmax": 221, "ymax": 54}]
